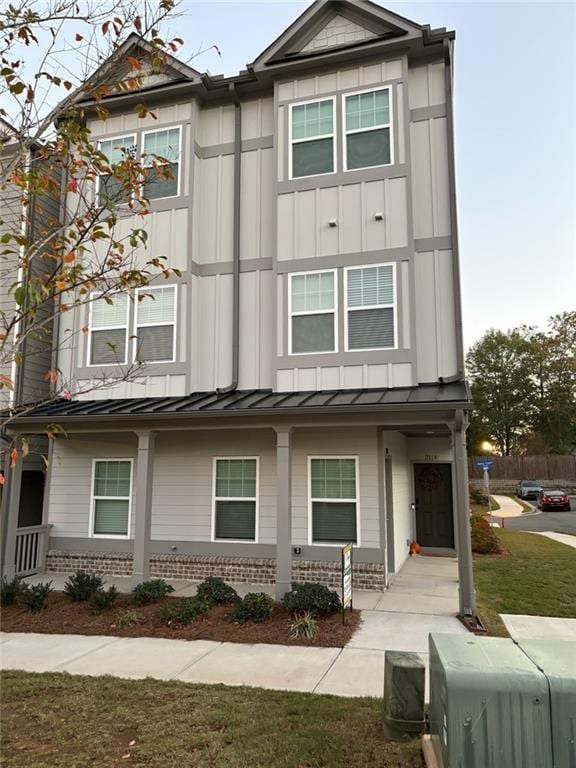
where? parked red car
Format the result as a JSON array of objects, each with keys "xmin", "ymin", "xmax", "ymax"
[{"xmin": 537, "ymin": 489, "xmax": 571, "ymax": 512}]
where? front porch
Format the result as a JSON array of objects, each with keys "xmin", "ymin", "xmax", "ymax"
[{"xmin": 3, "ymin": 384, "xmax": 475, "ymax": 617}]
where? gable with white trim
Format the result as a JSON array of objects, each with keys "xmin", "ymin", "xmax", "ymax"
[{"xmin": 302, "ymin": 14, "xmax": 377, "ymax": 52}]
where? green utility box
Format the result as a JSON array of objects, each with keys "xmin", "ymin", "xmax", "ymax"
[
  {"xmin": 518, "ymin": 639, "xmax": 576, "ymax": 768},
  {"xmin": 429, "ymin": 634, "xmax": 553, "ymax": 768}
]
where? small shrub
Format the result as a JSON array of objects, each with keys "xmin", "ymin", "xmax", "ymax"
[
  {"xmin": 230, "ymin": 592, "xmax": 274, "ymax": 624},
  {"xmin": 282, "ymin": 583, "xmax": 341, "ymax": 616},
  {"xmin": 64, "ymin": 571, "xmax": 104, "ymax": 602},
  {"xmin": 117, "ymin": 609, "xmax": 138, "ymax": 629},
  {"xmin": 195, "ymin": 576, "xmax": 239, "ymax": 607},
  {"xmin": 290, "ymin": 611, "xmax": 319, "ymax": 640},
  {"xmin": 469, "ymin": 486, "xmax": 489, "ymax": 506},
  {"xmin": 471, "ymin": 515, "xmax": 501, "ymax": 554},
  {"xmin": 20, "ymin": 581, "xmax": 52, "ymax": 613},
  {"xmin": 132, "ymin": 579, "xmax": 174, "ymax": 605},
  {"xmin": 0, "ymin": 576, "xmax": 23, "ymax": 605},
  {"xmin": 157, "ymin": 597, "xmax": 209, "ymax": 627},
  {"xmin": 89, "ymin": 586, "xmax": 119, "ymax": 614}
]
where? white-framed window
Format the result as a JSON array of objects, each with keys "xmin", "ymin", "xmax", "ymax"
[
  {"xmin": 142, "ymin": 126, "xmax": 181, "ymax": 200},
  {"xmin": 97, "ymin": 134, "xmax": 137, "ymax": 206},
  {"xmin": 289, "ymin": 269, "xmax": 337, "ymax": 355},
  {"xmin": 212, "ymin": 457, "xmax": 259, "ymax": 542},
  {"xmin": 308, "ymin": 457, "xmax": 359, "ymax": 545},
  {"xmin": 345, "ymin": 263, "xmax": 397, "ymax": 351},
  {"xmin": 289, "ymin": 97, "xmax": 336, "ymax": 179},
  {"xmin": 87, "ymin": 293, "xmax": 129, "ymax": 366},
  {"xmin": 343, "ymin": 87, "xmax": 393, "ymax": 171},
  {"xmin": 134, "ymin": 285, "xmax": 177, "ymax": 363},
  {"xmin": 90, "ymin": 459, "xmax": 133, "ymax": 538}
]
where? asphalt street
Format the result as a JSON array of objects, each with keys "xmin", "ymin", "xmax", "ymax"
[{"xmin": 503, "ymin": 496, "xmax": 576, "ymax": 534}]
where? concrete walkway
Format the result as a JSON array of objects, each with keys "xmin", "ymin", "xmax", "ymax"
[
  {"xmin": 527, "ymin": 531, "xmax": 576, "ymax": 549},
  {"xmin": 2, "ymin": 555, "xmax": 467, "ymax": 699},
  {"xmin": 501, "ymin": 615, "xmax": 576, "ymax": 641},
  {"xmin": 492, "ymin": 495, "xmax": 526, "ymax": 518}
]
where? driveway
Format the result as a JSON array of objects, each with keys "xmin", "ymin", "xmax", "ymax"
[{"xmin": 504, "ymin": 496, "xmax": 576, "ymax": 534}]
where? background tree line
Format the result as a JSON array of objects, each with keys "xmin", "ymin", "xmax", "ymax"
[{"xmin": 466, "ymin": 311, "xmax": 576, "ymax": 456}]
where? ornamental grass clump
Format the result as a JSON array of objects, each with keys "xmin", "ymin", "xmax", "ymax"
[
  {"xmin": 229, "ymin": 592, "xmax": 274, "ymax": 624},
  {"xmin": 282, "ymin": 583, "xmax": 341, "ymax": 616},
  {"xmin": 290, "ymin": 611, "xmax": 319, "ymax": 640},
  {"xmin": 132, "ymin": 579, "xmax": 174, "ymax": 605},
  {"xmin": 195, "ymin": 576, "xmax": 240, "ymax": 607},
  {"xmin": 64, "ymin": 571, "xmax": 104, "ymax": 602}
]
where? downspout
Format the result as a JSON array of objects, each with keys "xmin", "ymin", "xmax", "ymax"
[
  {"xmin": 443, "ymin": 38, "xmax": 465, "ymax": 380},
  {"xmin": 217, "ymin": 83, "xmax": 241, "ymax": 393},
  {"xmin": 51, "ymin": 159, "xmax": 69, "ymax": 387}
]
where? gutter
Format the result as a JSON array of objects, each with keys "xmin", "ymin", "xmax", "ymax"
[
  {"xmin": 443, "ymin": 37, "xmax": 466, "ymax": 379},
  {"xmin": 217, "ymin": 83, "xmax": 242, "ymax": 393}
]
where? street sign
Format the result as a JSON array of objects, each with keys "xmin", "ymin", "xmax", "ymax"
[
  {"xmin": 475, "ymin": 459, "xmax": 494, "ymax": 471},
  {"xmin": 341, "ymin": 543, "xmax": 353, "ymax": 624}
]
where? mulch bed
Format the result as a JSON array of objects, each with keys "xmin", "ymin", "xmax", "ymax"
[{"xmin": 1, "ymin": 592, "xmax": 361, "ymax": 647}]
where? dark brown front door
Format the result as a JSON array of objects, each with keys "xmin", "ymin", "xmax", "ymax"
[{"xmin": 414, "ymin": 463, "xmax": 454, "ymax": 548}]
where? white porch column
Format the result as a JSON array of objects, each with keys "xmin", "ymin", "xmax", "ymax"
[
  {"xmin": 452, "ymin": 412, "xmax": 476, "ymax": 616},
  {"xmin": 132, "ymin": 431, "xmax": 156, "ymax": 587},
  {"xmin": 2, "ymin": 443, "xmax": 23, "ymax": 579},
  {"xmin": 275, "ymin": 426, "xmax": 293, "ymax": 600}
]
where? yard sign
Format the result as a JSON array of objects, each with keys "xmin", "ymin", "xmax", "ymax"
[{"xmin": 342, "ymin": 543, "xmax": 353, "ymax": 624}]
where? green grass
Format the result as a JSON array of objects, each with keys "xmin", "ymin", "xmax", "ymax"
[
  {"xmin": 474, "ymin": 529, "xmax": 576, "ymax": 636},
  {"xmin": 0, "ymin": 672, "xmax": 423, "ymax": 768},
  {"xmin": 470, "ymin": 496, "xmax": 501, "ymax": 516}
]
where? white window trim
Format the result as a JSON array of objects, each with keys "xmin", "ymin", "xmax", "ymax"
[
  {"xmin": 86, "ymin": 292, "xmax": 129, "ymax": 367},
  {"xmin": 288, "ymin": 268, "xmax": 338, "ymax": 356},
  {"xmin": 95, "ymin": 133, "xmax": 137, "ymax": 206},
  {"xmin": 342, "ymin": 86, "xmax": 394, "ymax": 172},
  {"xmin": 133, "ymin": 285, "xmax": 177, "ymax": 364},
  {"xmin": 211, "ymin": 456, "xmax": 260, "ymax": 544},
  {"xmin": 141, "ymin": 124, "xmax": 182, "ymax": 200},
  {"xmin": 288, "ymin": 96, "xmax": 337, "ymax": 180},
  {"xmin": 344, "ymin": 262, "xmax": 398, "ymax": 352},
  {"xmin": 307, "ymin": 455, "xmax": 361, "ymax": 547},
  {"xmin": 89, "ymin": 458, "xmax": 133, "ymax": 540}
]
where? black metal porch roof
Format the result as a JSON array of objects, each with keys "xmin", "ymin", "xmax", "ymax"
[{"xmin": 14, "ymin": 382, "xmax": 471, "ymax": 422}]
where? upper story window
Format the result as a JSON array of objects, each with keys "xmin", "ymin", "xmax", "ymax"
[
  {"xmin": 290, "ymin": 98, "xmax": 335, "ymax": 179},
  {"xmin": 96, "ymin": 126, "xmax": 181, "ymax": 205},
  {"xmin": 142, "ymin": 127, "xmax": 181, "ymax": 200},
  {"xmin": 87, "ymin": 286, "xmax": 177, "ymax": 367},
  {"xmin": 289, "ymin": 270, "xmax": 336, "ymax": 354},
  {"xmin": 344, "ymin": 87, "xmax": 392, "ymax": 170},
  {"xmin": 97, "ymin": 135, "xmax": 136, "ymax": 206},
  {"xmin": 134, "ymin": 285, "xmax": 176, "ymax": 363},
  {"xmin": 88, "ymin": 293, "xmax": 129, "ymax": 366},
  {"xmin": 345, "ymin": 264, "xmax": 396, "ymax": 351}
]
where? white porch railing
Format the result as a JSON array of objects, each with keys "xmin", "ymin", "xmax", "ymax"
[{"xmin": 14, "ymin": 524, "xmax": 52, "ymax": 577}]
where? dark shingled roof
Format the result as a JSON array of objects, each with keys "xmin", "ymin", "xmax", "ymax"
[{"xmin": 14, "ymin": 382, "xmax": 471, "ymax": 422}]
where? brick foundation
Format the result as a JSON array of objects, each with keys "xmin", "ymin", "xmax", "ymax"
[{"xmin": 45, "ymin": 550, "xmax": 386, "ymax": 591}]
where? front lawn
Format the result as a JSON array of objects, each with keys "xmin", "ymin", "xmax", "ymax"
[
  {"xmin": 474, "ymin": 529, "xmax": 576, "ymax": 636},
  {"xmin": 0, "ymin": 671, "xmax": 423, "ymax": 768}
]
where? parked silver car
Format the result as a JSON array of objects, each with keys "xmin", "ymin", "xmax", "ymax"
[{"xmin": 516, "ymin": 480, "xmax": 542, "ymax": 500}]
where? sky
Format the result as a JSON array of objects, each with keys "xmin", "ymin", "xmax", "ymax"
[{"xmin": 173, "ymin": 0, "xmax": 576, "ymax": 349}]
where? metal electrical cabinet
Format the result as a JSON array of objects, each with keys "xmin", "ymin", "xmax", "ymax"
[
  {"xmin": 518, "ymin": 639, "xmax": 576, "ymax": 768},
  {"xmin": 428, "ymin": 634, "xmax": 554, "ymax": 768}
]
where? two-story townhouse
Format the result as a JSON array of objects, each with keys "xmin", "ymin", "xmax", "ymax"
[{"xmin": 4, "ymin": 0, "xmax": 475, "ymax": 617}]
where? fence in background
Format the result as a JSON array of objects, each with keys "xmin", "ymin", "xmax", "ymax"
[{"xmin": 468, "ymin": 454, "xmax": 576, "ymax": 481}]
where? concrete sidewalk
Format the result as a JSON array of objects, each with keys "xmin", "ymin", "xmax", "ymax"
[
  {"xmin": 527, "ymin": 531, "xmax": 576, "ymax": 550},
  {"xmin": 501, "ymin": 614, "xmax": 576, "ymax": 641},
  {"xmin": 492, "ymin": 495, "xmax": 526, "ymax": 518}
]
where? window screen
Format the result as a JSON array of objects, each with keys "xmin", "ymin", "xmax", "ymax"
[
  {"xmin": 290, "ymin": 271, "xmax": 336, "ymax": 354},
  {"xmin": 92, "ymin": 460, "xmax": 131, "ymax": 536},
  {"xmin": 97, "ymin": 135, "xmax": 136, "ymax": 206},
  {"xmin": 310, "ymin": 458, "xmax": 357, "ymax": 544},
  {"xmin": 291, "ymin": 100, "xmax": 334, "ymax": 178},
  {"xmin": 346, "ymin": 265, "xmax": 395, "ymax": 350},
  {"xmin": 214, "ymin": 459, "xmax": 257, "ymax": 540},
  {"xmin": 143, "ymin": 128, "xmax": 180, "ymax": 199},
  {"xmin": 135, "ymin": 286, "xmax": 176, "ymax": 363},
  {"xmin": 344, "ymin": 89, "xmax": 391, "ymax": 170},
  {"xmin": 89, "ymin": 294, "xmax": 128, "ymax": 365}
]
